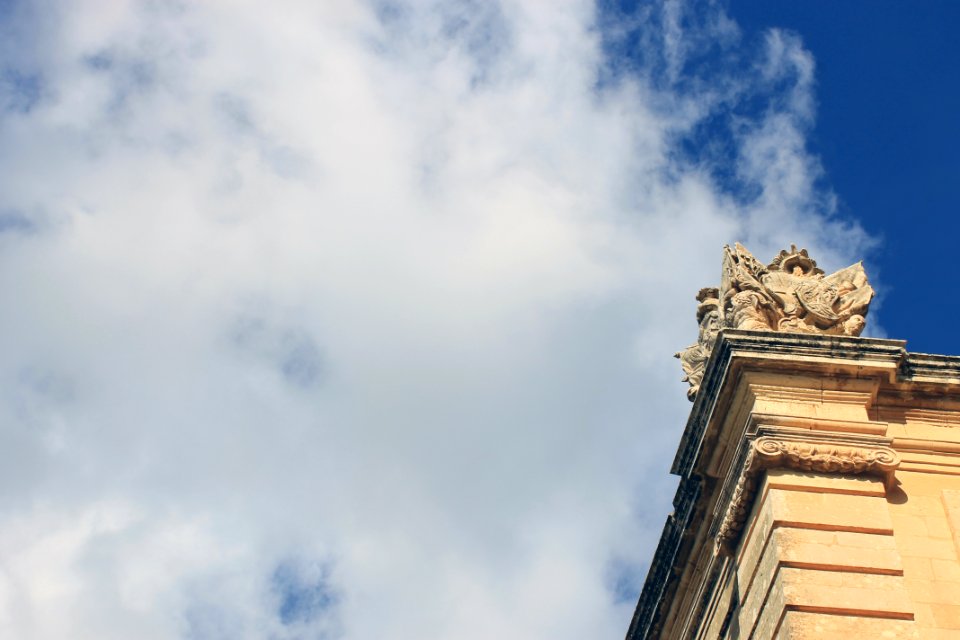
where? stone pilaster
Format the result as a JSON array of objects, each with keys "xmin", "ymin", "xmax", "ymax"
[{"xmin": 626, "ymin": 329, "xmax": 960, "ymax": 639}]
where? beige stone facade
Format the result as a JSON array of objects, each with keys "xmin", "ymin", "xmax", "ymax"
[{"xmin": 626, "ymin": 330, "xmax": 960, "ymax": 639}]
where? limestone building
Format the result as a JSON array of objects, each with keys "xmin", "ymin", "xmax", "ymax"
[{"xmin": 625, "ymin": 244, "xmax": 960, "ymax": 639}]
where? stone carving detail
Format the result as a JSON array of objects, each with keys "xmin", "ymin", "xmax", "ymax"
[
  {"xmin": 677, "ymin": 243, "xmax": 874, "ymax": 400},
  {"xmin": 675, "ymin": 288, "xmax": 721, "ymax": 400},
  {"xmin": 715, "ymin": 437, "xmax": 900, "ymax": 555}
]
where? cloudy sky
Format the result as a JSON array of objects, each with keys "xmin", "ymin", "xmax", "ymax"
[{"xmin": 0, "ymin": 1, "xmax": 956, "ymax": 639}]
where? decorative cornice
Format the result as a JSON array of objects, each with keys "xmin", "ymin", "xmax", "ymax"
[
  {"xmin": 714, "ymin": 437, "xmax": 901, "ymax": 556},
  {"xmin": 901, "ymin": 352, "xmax": 960, "ymax": 383},
  {"xmin": 671, "ymin": 330, "xmax": 906, "ymax": 478}
]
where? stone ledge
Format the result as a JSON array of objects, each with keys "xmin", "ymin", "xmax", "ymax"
[{"xmin": 672, "ymin": 330, "xmax": 905, "ymax": 478}]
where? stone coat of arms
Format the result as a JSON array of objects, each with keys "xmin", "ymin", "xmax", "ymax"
[{"xmin": 677, "ymin": 243, "xmax": 875, "ymax": 400}]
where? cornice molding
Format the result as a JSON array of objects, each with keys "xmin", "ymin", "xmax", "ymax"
[
  {"xmin": 901, "ymin": 352, "xmax": 960, "ymax": 383},
  {"xmin": 671, "ymin": 329, "xmax": 905, "ymax": 477}
]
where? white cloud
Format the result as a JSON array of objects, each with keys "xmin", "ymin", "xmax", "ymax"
[{"xmin": 0, "ymin": 1, "xmax": 875, "ymax": 638}]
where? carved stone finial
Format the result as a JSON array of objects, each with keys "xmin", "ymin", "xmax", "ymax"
[{"xmin": 677, "ymin": 243, "xmax": 875, "ymax": 400}]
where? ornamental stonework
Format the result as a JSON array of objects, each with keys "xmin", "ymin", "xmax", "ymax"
[
  {"xmin": 714, "ymin": 437, "xmax": 900, "ymax": 555},
  {"xmin": 676, "ymin": 243, "xmax": 874, "ymax": 400}
]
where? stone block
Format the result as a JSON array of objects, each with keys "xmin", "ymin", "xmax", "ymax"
[
  {"xmin": 925, "ymin": 516, "xmax": 953, "ymax": 540},
  {"xmin": 766, "ymin": 486, "xmax": 893, "ymax": 534},
  {"xmin": 930, "ymin": 558, "xmax": 960, "ymax": 582},
  {"xmin": 766, "ymin": 468, "xmax": 887, "ymax": 497},
  {"xmin": 895, "ymin": 494, "xmax": 946, "ymax": 518},
  {"xmin": 777, "ymin": 611, "xmax": 920, "ymax": 639},
  {"xmin": 777, "ymin": 529, "xmax": 902, "ymax": 575},
  {"xmin": 778, "ymin": 568, "xmax": 913, "ymax": 617},
  {"xmin": 902, "ymin": 578, "xmax": 960, "ymax": 604},
  {"xmin": 896, "ymin": 536, "xmax": 958, "ymax": 561},
  {"xmin": 900, "ymin": 556, "xmax": 934, "ymax": 580},
  {"xmin": 929, "ymin": 603, "xmax": 960, "ymax": 629}
]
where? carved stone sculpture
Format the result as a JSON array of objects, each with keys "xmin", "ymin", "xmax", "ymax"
[
  {"xmin": 675, "ymin": 288, "xmax": 721, "ymax": 401},
  {"xmin": 677, "ymin": 243, "xmax": 874, "ymax": 400}
]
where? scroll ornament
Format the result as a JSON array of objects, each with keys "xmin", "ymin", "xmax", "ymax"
[
  {"xmin": 715, "ymin": 437, "xmax": 900, "ymax": 555},
  {"xmin": 677, "ymin": 244, "xmax": 875, "ymax": 400}
]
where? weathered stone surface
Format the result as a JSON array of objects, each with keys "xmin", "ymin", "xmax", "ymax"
[
  {"xmin": 626, "ymin": 314, "xmax": 960, "ymax": 640},
  {"xmin": 778, "ymin": 611, "xmax": 920, "ymax": 639},
  {"xmin": 715, "ymin": 438, "xmax": 900, "ymax": 554},
  {"xmin": 677, "ymin": 243, "xmax": 875, "ymax": 400},
  {"xmin": 676, "ymin": 287, "xmax": 721, "ymax": 400}
]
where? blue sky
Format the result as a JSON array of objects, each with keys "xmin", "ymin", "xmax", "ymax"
[
  {"xmin": 0, "ymin": 2, "xmax": 956, "ymax": 639},
  {"xmin": 731, "ymin": 1, "xmax": 960, "ymax": 354},
  {"xmin": 598, "ymin": 0, "xmax": 960, "ymax": 352}
]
